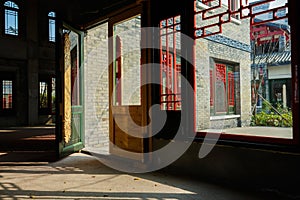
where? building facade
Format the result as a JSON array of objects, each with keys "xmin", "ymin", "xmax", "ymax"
[{"xmin": 0, "ymin": 0, "xmax": 56, "ymax": 126}]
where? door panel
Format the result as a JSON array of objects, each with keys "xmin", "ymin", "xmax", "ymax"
[
  {"xmin": 112, "ymin": 106, "xmax": 143, "ymax": 152},
  {"xmin": 58, "ymin": 23, "xmax": 84, "ymax": 157}
]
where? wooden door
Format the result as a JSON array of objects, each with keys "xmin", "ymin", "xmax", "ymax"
[
  {"xmin": 109, "ymin": 8, "xmax": 147, "ymax": 160},
  {"xmin": 57, "ymin": 23, "xmax": 84, "ymax": 158}
]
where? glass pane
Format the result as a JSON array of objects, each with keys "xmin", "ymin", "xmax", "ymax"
[
  {"xmin": 2, "ymin": 80, "xmax": 13, "ymax": 109},
  {"xmin": 62, "ymin": 27, "xmax": 82, "ymax": 145},
  {"xmin": 65, "ymin": 30, "xmax": 81, "ymax": 106},
  {"xmin": 39, "ymin": 81, "xmax": 48, "ymax": 109},
  {"xmin": 113, "ymin": 15, "xmax": 141, "ymax": 106},
  {"xmin": 49, "ymin": 19, "xmax": 55, "ymax": 42},
  {"xmin": 5, "ymin": 9, "xmax": 18, "ymax": 35}
]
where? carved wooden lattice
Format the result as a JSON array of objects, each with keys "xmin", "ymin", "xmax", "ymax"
[
  {"xmin": 194, "ymin": 0, "xmax": 288, "ymax": 38},
  {"xmin": 160, "ymin": 16, "xmax": 182, "ymax": 110}
]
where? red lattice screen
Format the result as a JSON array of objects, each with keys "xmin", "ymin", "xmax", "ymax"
[
  {"xmin": 160, "ymin": 15, "xmax": 182, "ymax": 110},
  {"xmin": 194, "ymin": 0, "xmax": 288, "ymax": 38}
]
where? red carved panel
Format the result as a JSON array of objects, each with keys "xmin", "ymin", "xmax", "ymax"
[
  {"xmin": 228, "ymin": 71, "xmax": 235, "ymax": 106},
  {"xmin": 194, "ymin": 0, "xmax": 288, "ymax": 39},
  {"xmin": 216, "ymin": 63, "xmax": 226, "ymax": 84},
  {"xmin": 160, "ymin": 16, "xmax": 181, "ymax": 110}
]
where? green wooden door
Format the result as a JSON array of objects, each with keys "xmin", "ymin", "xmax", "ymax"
[{"xmin": 57, "ymin": 23, "xmax": 84, "ymax": 158}]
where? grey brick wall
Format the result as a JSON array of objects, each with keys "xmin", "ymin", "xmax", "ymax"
[
  {"xmin": 83, "ymin": 17, "xmax": 142, "ymax": 151},
  {"xmin": 84, "ymin": 23, "xmax": 110, "ymax": 151},
  {"xmin": 114, "ymin": 16, "xmax": 141, "ymax": 105},
  {"xmin": 195, "ymin": 17, "xmax": 252, "ymax": 131}
]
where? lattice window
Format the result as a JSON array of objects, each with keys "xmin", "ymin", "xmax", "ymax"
[
  {"xmin": 211, "ymin": 63, "xmax": 237, "ymax": 115},
  {"xmin": 215, "ymin": 63, "xmax": 227, "ymax": 114},
  {"xmin": 210, "ymin": 69, "xmax": 214, "ymax": 107},
  {"xmin": 228, "ymin": 69, "xmax": 235, "ymax": 107},
  {"xmin": 2, "ymin": 80, "xmax": 13, "ymax": 110},
  {"xmin": 160, "ymin": 15, "xmax": 182, "ymax": 111},
  {"xmin": 194, "ymin": 0, "xmax": 288, "ymax": 38}
]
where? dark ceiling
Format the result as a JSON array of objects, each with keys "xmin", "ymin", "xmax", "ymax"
[{"xmin": 50, "ymin": 0, "xmax": 136, "ymax": 29}]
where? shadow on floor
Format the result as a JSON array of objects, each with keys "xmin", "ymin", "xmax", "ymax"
[{"xmin": 0, "ymin": 126, "xmax": 57, "ymax": 162}]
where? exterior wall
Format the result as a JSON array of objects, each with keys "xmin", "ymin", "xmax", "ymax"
[
  {"xmin": 195, "ymin": 17, "xmax": 252, "ymax": 131},
  {"xmin": 113, "ymin": 16, "xmax": 141, "ymax": 105},
  {"xmin": 84, "ymin": 23, "xmax": 110, "ymax": 152},
  {"xmin": 195, "ymin": 39, "xmax": 211, "ymax": 129},
  {"xmin": 0, "ymin": 0, "xmax": 55, "ymax": 127}
]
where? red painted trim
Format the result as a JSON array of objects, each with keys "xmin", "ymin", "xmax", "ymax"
[
  {"xmin": 194, "ymin": 0, "xmax": 288, "ymax": 39},
  {"xmin": 210, "ymin": 69, "xmax": 214, "ymax": 107}
]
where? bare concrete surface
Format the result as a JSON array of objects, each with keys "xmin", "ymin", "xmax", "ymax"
[
  {"xmin": 202, "ymin": 126, "xmax": 293, "ymax": 139},
  {"xmin": 0, "ymin": 152, "xmax": 286, "ymax": 200}
]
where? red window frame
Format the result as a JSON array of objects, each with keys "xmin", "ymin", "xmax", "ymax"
[
  {"xmin": 210, "ymin": 69, "xmax": 214, "ymax": 107},
  {"xmin": 215, "ymin": 63, "xmax": 227, "ymax": 114},
  {"xmin": 211, "ymin": 63, "xmax": 236, "ymax": 115},
  {"xmin": 228, "ymin": 69, "xmax": 235, "ymax": 107}
]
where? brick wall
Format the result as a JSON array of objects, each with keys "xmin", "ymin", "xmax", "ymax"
[
  {"xmin": 114, "ymin": 16, "xmax": 141, "ymax": 105},
  {"xmin": 195, "ymin": 17, "xmax": 252, "ymax": 131},
  {"xmin": 84, "ymin": 23, "xmax": 110, "ymax": 151}
]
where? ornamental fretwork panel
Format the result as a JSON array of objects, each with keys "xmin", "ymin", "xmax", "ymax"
[{"xmin": 194, "ymin": 0, "xmax": 288, "ymax": 38}]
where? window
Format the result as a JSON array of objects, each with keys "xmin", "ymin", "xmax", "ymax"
[
  {"xmin": 112, "ymin": 15, "xmax": 141, "ymax": 106},
  {"xmin": 210, "ymin": 62, "xmax": 240, "ymax": 115},
  {"xmin": 39, "ymin": 81, "xmax": 49, "ymax": 109},
  {"xmin": 39, "ymin": 77, "xmax": 56, "ymax": 114},
  {"xmin": 0, "ymin": 77, "xmax": 13, "ymax": 114},
  {"xmin": 161, "ymin": 52, "xmax": 181, "ymax": 110},
  {"xmin": 160, "ymin": 15, "xmax": 182, "ymax": 111},
  {"xmin": 4, "ymin": 1, "xmax": 19, "ymax": 36},
  {"xmin": 48, "ymin": 12, "xmax": 56, "ymax": 42}
]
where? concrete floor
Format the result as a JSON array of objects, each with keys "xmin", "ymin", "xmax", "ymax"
[
  {"xmin": 0, "ymin": 126, "xmax": 297, "ymax": 199},
  {"xmin": 0, "ymin": 152, "xmax": 289, "ymax": 200}
]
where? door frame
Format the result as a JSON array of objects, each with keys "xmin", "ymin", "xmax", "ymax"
[{"xmin": 108, "ymin": 5, "xmax": 150, "ymax": 160}]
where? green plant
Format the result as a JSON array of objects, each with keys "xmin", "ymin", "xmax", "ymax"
[{"xmin": 251, "ymin": 102, "xmax": 293, "ymax": 127}]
